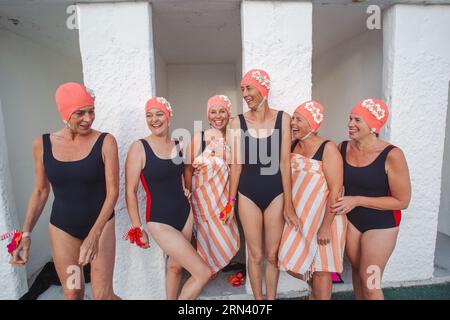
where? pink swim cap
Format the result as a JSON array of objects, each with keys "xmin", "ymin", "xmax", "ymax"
[
  {"xmin": 145, "ymin": 96, "xmax": 173, "ymax": 121},
  {"xmin": 240, "ymin": 69, "xmax": 271, "ymax": 99},
  {"xmin": 55, "ymin": 82, "xmax": 95, "ymax": 123},
  {"xmin": 294, "ymin": 100, "xmax": 324, "ymax": 133},
  {"xmin": 351, "ymin": 99, "xmax": 389, "ymax": 134},
  {"xmin": 207, "ymin": 95, "xmax": 232, "ymax": 115}
]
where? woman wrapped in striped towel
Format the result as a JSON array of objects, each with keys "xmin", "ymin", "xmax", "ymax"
[
  {"xmin": 278, "ymin": 101, "xmax": 347, "ymax": 300},
  {"xmin": 184, "ymin": 95, "xmax": 240, "ymax": 276}
]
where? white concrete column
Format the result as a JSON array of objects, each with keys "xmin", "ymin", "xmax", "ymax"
[
  {"xmin": 77, "ymin": 2, "xmax": 165, "ymax": 299},
  {"xmin": 241, "ymin": 0, "xmax": 313, "ymax": 295},
  {"xmin": 382, "ymin": 5, "xmax": 450, "ymax": 282},
  {"xmin": 241, "ymin": 0, "xmax": 312, "ymax": 114},
  {"xmin": 0, "ymin": 99, "xmax": 28, "ymax": 299}
]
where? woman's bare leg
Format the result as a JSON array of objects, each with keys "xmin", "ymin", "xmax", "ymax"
[
  {"xmin": 90, "ymin": 217, "xmax": 121, "ymax": 300},
  {"xmin": 238, "ymin": 193, "xmax": 264, "ymax": 300},
  {"xmin": 309, "ymin": 272, "xmax": 332, "ymax": 300},
  {"xmin": 263, "ymin": 194, "xmax": 284, "ymax": 300},
  {"xmin": 359, "ymin": 227, "xmax": 399, "ymax": 300},
  {"xmin": 48, "ymin": 224, "xmax": 85, "ymax": 300},
  {"xmin": 346, "ymin": 222, "xmax": 363, "ymax": 300},
  {"xmin": 166, "ymin": 213, "xmax": 194, "ymax": 299},
  {"xmin": 147, "ymin": 214, "xmax": 210, "ymax": 300}
]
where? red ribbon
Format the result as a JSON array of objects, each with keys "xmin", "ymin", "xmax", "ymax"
[
  {"xmin": 219, "ymin": 203, "xmax": 233, "ymax": 222},
  {"xmin": 123, "ymin": 228, "xmax": 146, "ymax": 248},
  {"xmin": 1, "ymin": 230, "xmax": 22, "ymax": 255}
]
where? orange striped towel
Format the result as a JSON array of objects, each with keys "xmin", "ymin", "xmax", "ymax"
[
  {"xmin": 278, "ymin": 154, "xmax": 347, "ymax": 278},
  {"xmin": 191, "ymin": 141, "xmax": 240, "ymax": 273}
]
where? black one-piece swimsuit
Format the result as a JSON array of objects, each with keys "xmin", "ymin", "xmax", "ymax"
[
  {"xmin": 43, "ymin": 132, "xmax": 114, "ymax": 240},
  {"xmin": 237, "ymin": 111, "xmax": 284, "ymax": 211},
  {"xmin": 139, "ymin": 139, "xmax": 190, "ymax": 231},
  {"xmin": 340, "ymin": 141, "xmax": 401, "ymax": 233}
]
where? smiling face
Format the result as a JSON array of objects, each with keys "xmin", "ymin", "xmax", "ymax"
[
  {"xmin": 240, "ymin": 84, "xmax": 264, "ymax": 111},
  {"xmin": 146, "ymin": 108, "xmax": 169, "ymax": 136},
  {"xmin": 348, "ymin": 113, "xmax": 372, "ymax": 140},
  {"xmin": 67, "ymin": 105, "xmax": 95, "ymax": 134},
  {"xmin": 291, "ymin": 112, "xmax": 312, "ymax": 140},
  {"xmin": 208, "ymin": 104, "xmax": 229, "ymax": 130}
]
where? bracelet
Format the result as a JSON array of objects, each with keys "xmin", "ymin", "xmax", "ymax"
[
  {"xmin": 228, "ymin": 197, "xmax": 236, "ymax": 203},
  {"xmin": 22, "ymin": 232, "xmax": 31, "ymax": 238}
]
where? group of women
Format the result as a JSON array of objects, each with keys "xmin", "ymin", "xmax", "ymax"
[{"xmin": 8, "ymin": 68, "xmax": 411, "ymax": 300}]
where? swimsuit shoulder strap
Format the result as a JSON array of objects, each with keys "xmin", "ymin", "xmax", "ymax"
[
  {"xmin": 275, "ymin": 110, "xmax": 283, "ymax": 130},
  {"xmin": 238, "ymin": 114, "xmax": 248, "ymax": 132},
  {"xmin": 312, "ymin": 140, "xmax": 331, "ymax": 161},
  {"xmin": 275, "ymin": 110, "xmax": 283, "ymax": 144},
  {"xmin": 340, "ymin": 141, "xmax": 348, "ymax": 163},
  {"xmin": 93, "ymin": 132, "xmax": 108, "ymax": 154},
  {"xmin": 377, "ymin": 144, "xmax": 396, "ymax": 164},
  {"xmin": 140, "ymin": 138, "xmax": 154, "ymax": 164},
  {"xmin": 201, "ymin": 131, "xmax": 206, "ymax": 153},
  {"xmin": 42, "ymin": 133, "xmax": 52, "ymax": 162},
  {"xmin": 291, "ymin": 139, "xmax": 299, "ymax": 152}
]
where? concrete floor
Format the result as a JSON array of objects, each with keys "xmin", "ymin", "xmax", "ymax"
[
  {"xmin": 434, "ymin": 232, "xmax": 450, "ymax": 278},
  {"xmin": 36, "ymin": 231, "xmax": 450, "ymax": 300}
]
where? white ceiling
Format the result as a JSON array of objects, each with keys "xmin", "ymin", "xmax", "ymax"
[
  {"xmin": 313, "ymin": 4, "xmax": 373, "ymax": 58},
  {"xmin": 0, "ymin": 0, "xmax": 449, "ymax": 64},
  {"xmin": 152, "ymin": 0, "xmax": 241, "ymax": 64},
  {"xmin": 0, "ymin": 1, "xmax": 80, "ymax": 59}
]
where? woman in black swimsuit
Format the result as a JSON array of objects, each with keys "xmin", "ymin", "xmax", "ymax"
[
  {"xmin": 10, "ymin": 82, "xmax": 120, "ymax": 300},
  {"xmin": 229, "ymin": 69, "xmax": 295, "ymax": 300},
  {"xmin": 332, "ymin": 99, "xmax": 411, "ymax": 300},
  {"xmin": 125, "ymin": 96, "xmax": 211, "ymax": 300}
]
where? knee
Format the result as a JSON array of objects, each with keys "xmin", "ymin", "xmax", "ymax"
[
  {"xmin": 194, "ymin": 265, "xmax": 213, "ymax": 285},
  {"xmin": 351, "ymin": 264, "xmax": 360, "ymax": 276},
  {"xmin": 248, "ymin": 252, "xmax": 264, "ymax": 266},
  {"xmin": 167, "ymin": 263, "xmax": 184, "ymax": 277},
  {"xmin": 265, "ymin": 251, "xmax": 279, "ymax": 267},
  {"xmin": 64, "ymin": 289, "xmax": 84, "ymax": 300},
  {"xmin": 359, "ymin": 267, "xmax": 382, "ymax": 296},
  {"xmin": 313, "ymin": 272, "xmax": 330, "ymax": 282}
]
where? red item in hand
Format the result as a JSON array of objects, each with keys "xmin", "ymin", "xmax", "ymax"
[
  {"xmin": 7, "ymin": 232, "xmax": 22, "ymax": 255},
  {"xmin": 124, "ymin": 227, "xmax": 146, "ymax": 248},
  {"xmin": 220, "ymin": 203, "xmax": 233, "ymax": 222}
]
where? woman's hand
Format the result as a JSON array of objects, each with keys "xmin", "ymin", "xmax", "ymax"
[
  {"xmin": 284, "ymin": 201, "xmax": 300, "ymax": 231},
  {"xmin": 139, "ymin": 229, "xmax": 151, "ymax": 249},
  {"xmin": 184, "ymin": 188, "xmax": 191, "ymax": 199},
  {"xmin": 317, "ymin": 225, "xmax": 331, "ymax": 246},
  {"xmin": 223, "ymin": 207, "xmax": 235, "ymax": 225},
  {"xmin": 331, "ymin": 196, "xmax": 359, "ymax": 215},
  {"xmin": 10, "ymin": 238, "xmax": 31, "ymax": 266},
  {"xmin": 79, "ymin": 232, "xmax": 101, "ymax": 266}
]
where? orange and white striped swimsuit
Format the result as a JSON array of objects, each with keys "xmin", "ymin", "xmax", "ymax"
[
  {"xmin": 278, "ymin": 151, "xmax": 347, "ymax": 277},
  {"xmin": 191, "ymin": 135, "xmax": 240, "ymax": 273}
]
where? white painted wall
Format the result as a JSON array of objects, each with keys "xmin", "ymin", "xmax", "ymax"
[
  {"xmin": 382, "ymin": 4, "xmax": 450, "ymax": 282},
  {"xmin": 313, "ymin": 30, "xmax": 383, "ymax": 143},
  {"xmin": 241, "ymin": 1, "xmax": 312, "ymax": 116},
  {"xmin": 77, "ymin": 2, "xmax": 165, "ymax": 299},
  {"xmin": 155, "ymin": 50, "xmax": 168, "ymax": 98},
  {"xmin": 0, "ymin": 99, "xmax": 28, "ymax": 299},
  {"xmin": 438, "ymin": 83, "xmax": 450, "ymax": 236},
  {"xmin": 241, "ymin": 0, "xmax": 313, "ymax": 295},
  {"xmin": 0, "ymin": 27, "xmax": 82, "ymax": 282},
  {"xmin": 167, "ymin": 64, "xmax": 240, "ymax": 135}
]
